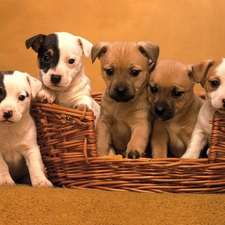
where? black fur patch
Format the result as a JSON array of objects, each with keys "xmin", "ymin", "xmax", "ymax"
[
  {"xmin": 37, "ymin": 33, "xmax": 60, "ymax": 73},
  {"xmin": 0, "ymin": 71, "xmax": 7, "ymax": 102}
]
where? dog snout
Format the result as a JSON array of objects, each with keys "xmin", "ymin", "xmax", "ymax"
[
  {"xmin": 152, "ymin": 102, "xmax": 174, "ymax": 121},
  {"xmin": 222, "ymin": 99, "xmax": 225, "ymax": 107},
  {"xmin": 115, "ymin": 87, "xmax": 128, "ymax": 97},
  {"xmin": 155, "ymin": 106, "xmax": 166, "ymax": 117},
  {"xmin": 3, "ymin": 110, "xmax": 13, "ymax": 119},
  {"xmin": 51, "ymin": 74, "xmax": 61, "ymax": 85},
  {"xmin": 109, "ymin": 85, "xmax": 134, "ymax": 102}
]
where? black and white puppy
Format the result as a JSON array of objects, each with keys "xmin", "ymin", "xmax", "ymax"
[
  {"xmin": 0, "ymin": 70, "xmax": 53, "ymax": 187},
  {"xmin": 25, "ymin": 32, "xmax": 100, "ymax": 123}
]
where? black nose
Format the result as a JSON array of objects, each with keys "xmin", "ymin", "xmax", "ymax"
[
  {"xmin": 115, "ymin": 87, "xmax": 127, "ymax": 97},
  {"xmin": 3, "ymin": 110, "xmax": 13, "ymax": 119},
  {"xmin": 51, "ymin": 74, "xmax": 61, "ymax": 85},
  {"xmin": 155, "ymin": 107, "xmax": 166, "ymax": 116},
  {"xmin": 222, "ymin": 99, "xmax": 225, "ymax": 107}
]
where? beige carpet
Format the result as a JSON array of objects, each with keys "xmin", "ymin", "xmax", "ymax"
[{"xmin": 0, "ymin": 185, "xmax": 224, "ymax": 225}]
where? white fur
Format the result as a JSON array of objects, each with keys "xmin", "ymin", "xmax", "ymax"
[
  {"xmin": 182, "ymin": 59, "xmax": 225, "ymax": 158},
  {"xmin": 37, "ymin": 32, "xmax": 100, "ymax": 124},
  {"xmin": 0, "ymin": 71, "xmax": 53, "ymax": 187}
]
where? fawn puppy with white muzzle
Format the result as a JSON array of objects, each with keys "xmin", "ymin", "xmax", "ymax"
[
  {"xmin": 148, "ymin": 60, "xmax": 203, "ymax": 158},
  {"xmin": 182, "ymin": 59, "xmax": 225, "ymax": 158},
  {"xmin": 92, "ymin": 41, "xmax": 159, "ymax": 159}
]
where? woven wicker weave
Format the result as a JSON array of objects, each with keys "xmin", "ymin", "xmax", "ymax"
[{"xmin": 30, "ymin": 92, "xmax": 225, "ymax": 193}]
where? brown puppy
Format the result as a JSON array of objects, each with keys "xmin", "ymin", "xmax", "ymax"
[
  {"xmin": 92, "ymin": 41, "xmax": 159, "ymax": 159},
  {"xmin": 148, "ymin": 60, "xmax": 203, "ymax": 158}
]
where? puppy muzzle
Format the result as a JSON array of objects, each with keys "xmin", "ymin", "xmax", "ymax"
[
  {"xmin": 151, "ymin": 102, "xmax": 174, "ymax": 121},
  {"xmin": 109, "ymin": 87, "xmax": 134, "ymax": 102}
]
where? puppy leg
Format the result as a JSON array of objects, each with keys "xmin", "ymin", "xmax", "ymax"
[
  {"xmin": 151, "ymin": 120, "xmax": 168, "ymax": 158},
  {"xmin": 96, "ymin": 119, "xmax": 112, "ymax": 156},
  {"xmin": 124, "ymin": 121, "xmax": 151, "ymax": 159},
  {"xmin": 76, "ymin": 95, "xmax": 93, "ymax": 110},
  {"xmin": 23, "ymin": 145, "xmax": 53, "ymax": 187},
  {"xmin": 0, "ymin": 156, "xmax": 15, "ymax": 186},
  {"xmin": 181, "ymin": 125, "xmax": 208, "ymax": 158}
]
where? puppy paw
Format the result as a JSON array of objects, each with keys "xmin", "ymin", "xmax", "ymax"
[
  {"xmin": 181, "ymin": 152, "xmax": 199, "ymax": 159},
  {"xmin": 122, "ymin": 150, "xmax": 144, "ymax": 159},
  {"xmin": 77, "ymin": 104, "xmax": 88, "ymax": 111},
  {"xmin": 32, "ymin": 178, "xmax": 53, "ymax": 188},
  {"xmin": 0, "ymin": 177, "xmax": 15, "ymax": 186},
  {"xmin": 36, "ymin": 90, "xmax": 55, "ymax": 103}
]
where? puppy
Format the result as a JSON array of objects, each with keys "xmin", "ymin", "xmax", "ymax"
[
  {"xmin": 91, "ymin": 41, "xmax": 159, "ymax": 159},
  {"xmin": 148, "ymin": 60, "xmax": 203, "ymax": 158},
  {"xmin": 25, "ymin": 32, "xmax": 100, "ymax": 124},
  {"xmin": 182, "ymin": 59, "xmax": 225, "ymax": 158},
  {"xmin": 0, "ymin": 70, "xmax": 53, "ymax": 187}
]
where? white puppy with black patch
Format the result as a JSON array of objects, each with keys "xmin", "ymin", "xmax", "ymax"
[
  {"xmin": 0, "ymin": 70, "xmax": 53, "ymax": 187},
  {"xmin": 25, "ymin": 32, "xmax": 100, "ymax": 124},
  {"xmin": 182, "ymin": 58, "xmax": 225, "ymax": 158}
]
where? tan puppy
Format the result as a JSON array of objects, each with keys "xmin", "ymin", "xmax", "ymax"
[
  {"xmin": 91, "ymin": 41, "xmax": 159, "ymax": 159},
  {"xmin": 148, "ymin": 60, "xmax": 203, "ymax": 158},
  {"xmin": 182, "ymin": 59, "xmax": 225, "ymax": 158}
]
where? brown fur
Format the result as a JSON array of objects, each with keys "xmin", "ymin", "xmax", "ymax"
[
  {"xmin": 92, "ymin": 41, "xmax": 159, "ymax": 159},
  {"xmin": 148, "ymin": 60, "xmax": 203, "ymax": 158}
]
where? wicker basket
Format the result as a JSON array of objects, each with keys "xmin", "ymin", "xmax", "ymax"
[{"xmin": 30, "ymin": 92, "xmax": 225, "ymax": 193}]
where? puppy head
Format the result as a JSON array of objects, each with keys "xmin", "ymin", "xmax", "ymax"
[
  {"xmin": 192, "ymin": 58, "xmax": 225, "ymax": 112},
  {"xmin": 0, "ymin": 71, "xmax": 41, "ymax": 124},
  {"xmin": 25, "ymin": 32, "xmax": 93, "ymax": 91},
  {"xmin": 148, "ymin": 60, "xmax": 195, "ymax": 121},
  {"xmin": 91, "ymin": 41, "xmax": 159, "ymax": 102}
]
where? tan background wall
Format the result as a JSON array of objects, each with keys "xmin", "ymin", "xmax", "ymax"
[{"xmin": 1, "ymin": 0, "xmax": 225, "ymax": 92}]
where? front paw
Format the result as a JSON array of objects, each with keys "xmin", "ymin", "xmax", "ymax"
[
  {"xmin": 181, "ymin": 152, "xmax": 199, "ymax": 159},
  {"xmin": 122, "ymin": 150, "xmax": 144, "ymax": 159},
  {"xmin": 32, "ymin": 178, "xmax": 53, "ymax": 188},
  {"xmin": 0, "ymin": 176, "xmax": 15, "ymax": 186},
  {"xmin": 77, "ymin": 104, "xmax": 88, "ymax": 111},
  {"xmin": 36, "ymin": 89, "xmax": 55, "ymax": 103}
]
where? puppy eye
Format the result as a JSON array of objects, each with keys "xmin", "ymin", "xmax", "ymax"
[
  {"xmin": 172, "ymin": 90, "xmax": 183, "ymax": 98},
  {"xmin": 105, "ymin": 68, "xmax": 114, "ymax": 76},
  {"xmin": 210, "ymin": 80, "xmax": 220, "ymax": 88},
  {"xmin": 68, "ymin": 58, "xmax": 75, "ymax": 64},
  {"xmin": 150, "ymin": 86, "xmax": 158, "ymax": 94},
  {"xmin": 18, "ymin": 95, "xmax": 26, "ymax": 101},
  {"xmin": 130, "ymin": 70, "xmax": 140, "ymax": 77},
  {"xmin": 42, "ymin": 55, "xmax": 51, "ymax": 64}
]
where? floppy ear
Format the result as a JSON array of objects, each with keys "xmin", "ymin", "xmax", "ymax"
[
  {"xmin": 91, "ymin": 42, "xmax": 110, "ymax": 63},
  {"xmin": 77, "ymin": 37, "xmax": 93, "ymax": 57},
  {"xmin": 137, "ymin": 41, "xmax": 160, "ymax": 71},
  {"xmin": 25, "ymin": 34, "xmax": 46, "ymax": 52},
  {"xmin": 192, "ymin": 59, "xmax": 214, "ymax": 87},
  {"xmin": 25, "ymin": 73, "xmax": 42, "ymax": 98}
]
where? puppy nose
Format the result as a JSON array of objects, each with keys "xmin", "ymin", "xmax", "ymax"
[
  {"xmin": 3, "ymin": 110, "xmax": 13, "ymax": 119},
  {"xmin": 51, "ymin": 74, "xmax": 61, "ymax": 85},
  {"xmin": 115, "ymin": 87, "xmax": 127, "ymax": 97},
  {"xmin": 155, "ymin": 107, "xmax": 166, "ymax": 116},
  {"xmin": 222, "ymin": 99, "xmax": 225, "ymax": 107}
]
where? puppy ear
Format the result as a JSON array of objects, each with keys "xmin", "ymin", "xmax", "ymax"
[
  {"xmin": 25, "ymin": 34, "xmax": 46, "ymax": 52},
  {"xmin": 78, "ymin": 37, "xmax": 93, "ymax": 57},
  {"xmin": 137, "ymin": 41, "xmax": 160, "ymax": 70},
  {"xmin": 91, "ymin": 42, "xmax": 110, "ymax": 63},
  {"xmin": 192, "ymin": 60, "xmax": 214, "ymax": 87},
  {"xmin": 25, "ymin": 73, "xmax": 42, "ymax": 98}
]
